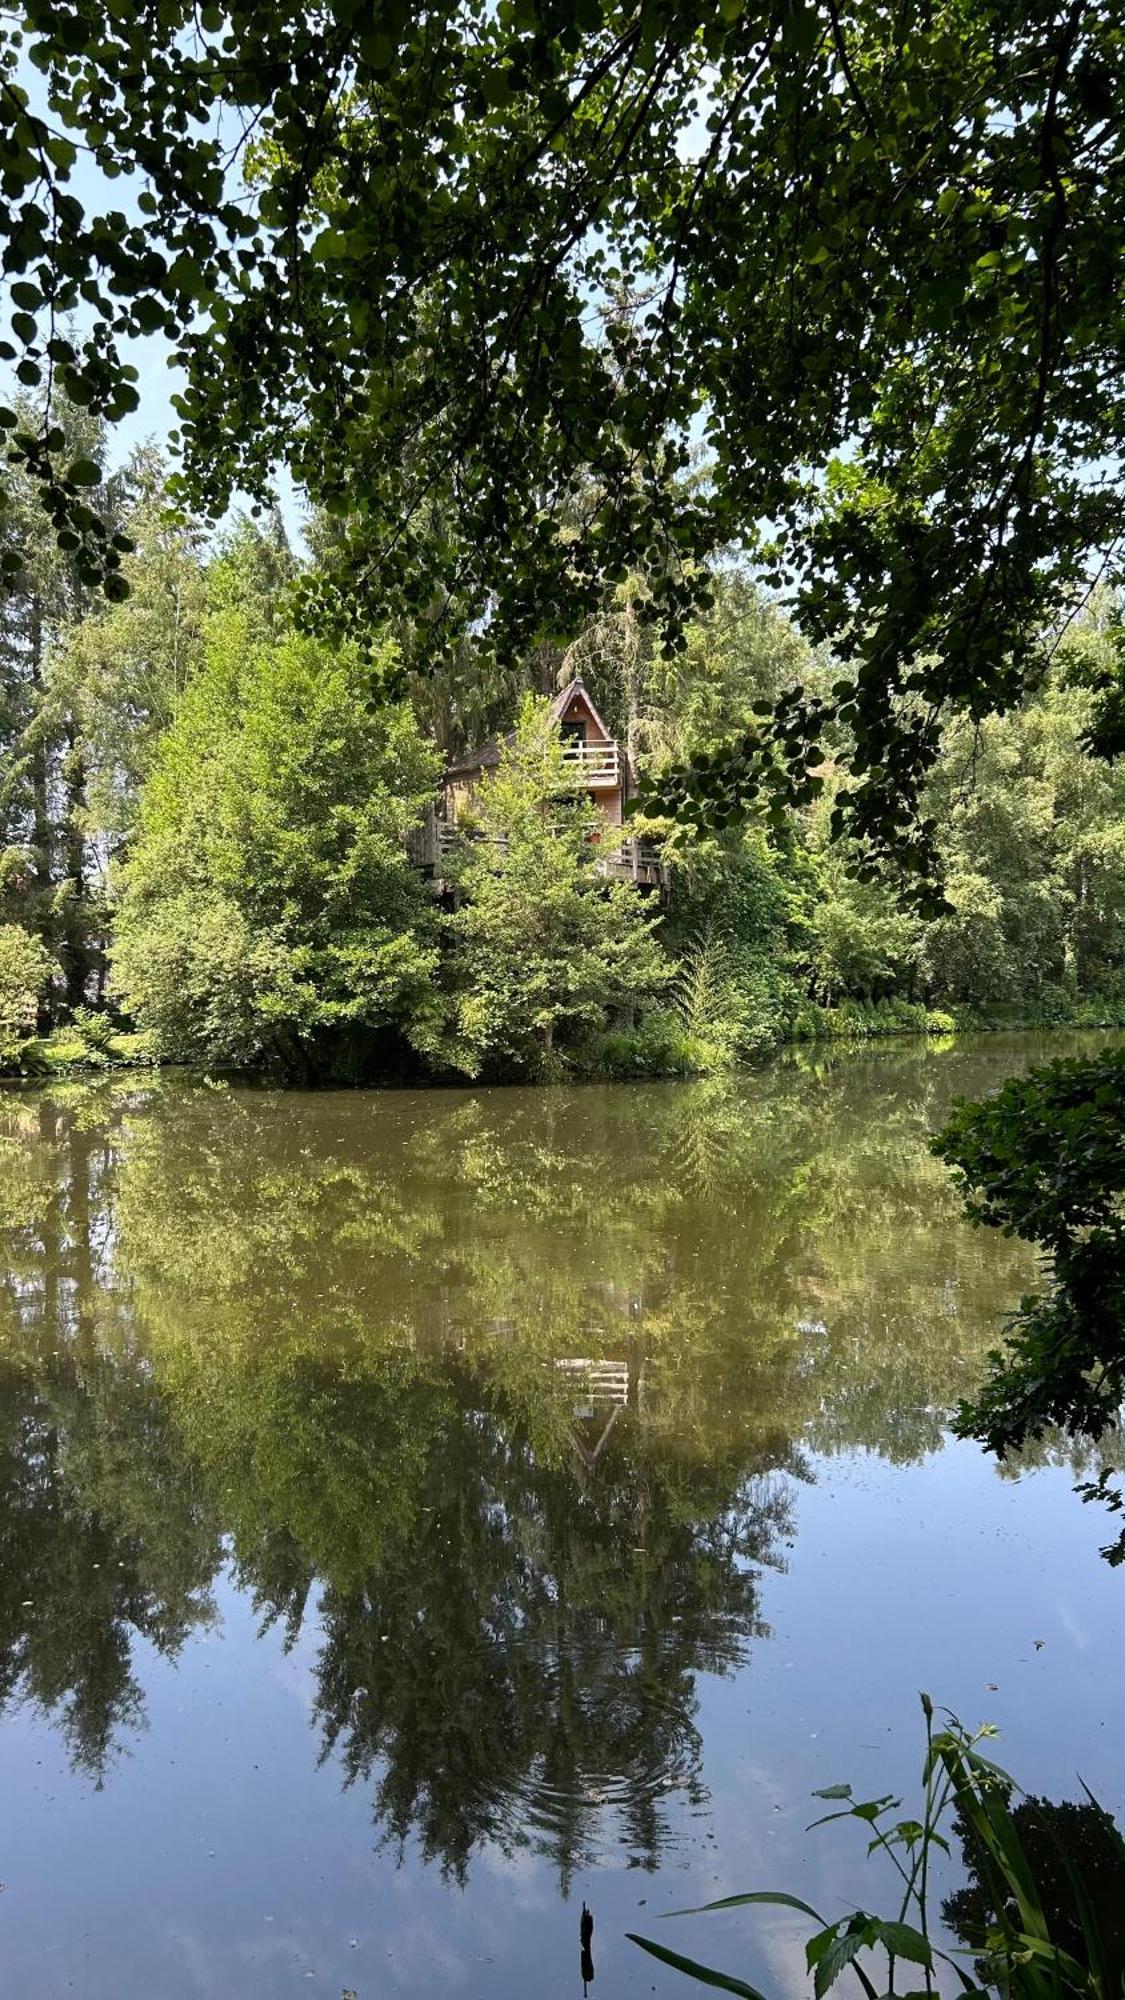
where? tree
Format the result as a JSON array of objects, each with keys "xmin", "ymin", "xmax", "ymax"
[
  {"xmin": 5, "ymin": 0, "xmax": 1124, "ymax": 1482},
  {"xmin": 43, "ymin": 481, "xmax": 300, "ymax": 863},
  {"xmin": 911, "ymin": 615, "xmax": 1125, "ymax": 1009},
  {"xmin": 440, "ymin": 695, "xmax": 670, "ymax": 1076},
  {"xmin": 636, "ymin": 567, "xmax": 830, "ymax": 779},
  {"xmin": 204, "ymin": 508, "xmax": 299, "ymax": 644},
  {"xmin": 809, "ymin": 877, "xmax": 921, "ymax": 1007},
  {"xmin": 0, "ymin": 922, "xmax": 53, "ymax": 1063},
  {"xmin": 0, "ymin": 390, "xmax": 124, "ymax": 1009},
  {"xmin": 112, "ymin": 620, "xmax": 442, "ymax": 1073}
]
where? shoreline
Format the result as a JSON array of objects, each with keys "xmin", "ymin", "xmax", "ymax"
[{"xmin": 7, "ymin": 1007, "xmax": 1122, "ymax": 1086}]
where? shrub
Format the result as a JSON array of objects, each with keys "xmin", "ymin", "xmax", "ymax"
[
  {"xmin": 672, "ymin": 924, "xmax": 784, "ymax": 1065},
  {"xmin": 577, "ymin": 1010, "xmax": 720, "ymax": 1079},
  {"xmin": 786, "ymin": 997, "xmax": 942, "ymax": 1042},
  {"xmin": 71, "ymin": 1005, "xmax": 117, "ymax": 1054}
]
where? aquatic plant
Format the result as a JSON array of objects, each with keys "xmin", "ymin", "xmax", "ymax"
[{"xmin": 630, "ymin": 1698, "xmax": 1125, "ymax": 2000}]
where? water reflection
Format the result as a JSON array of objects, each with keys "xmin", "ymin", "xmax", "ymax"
[
  {"xmin": 943, "ymin": 1794, "xmax": 1125, "ymax": 1993},
  {"xmin": 0, "ymin": 1048, "xmax": 1056, "ymax": 1884}
]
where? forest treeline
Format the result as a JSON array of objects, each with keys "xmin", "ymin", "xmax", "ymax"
[{"xmin": 3, "ymin": 403, "xmax": 1125, "ymax": 1081}]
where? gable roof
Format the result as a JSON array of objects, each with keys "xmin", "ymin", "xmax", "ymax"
[
  {"xmin": 442, "ymin": 676, "xmax": 615, "ymax": 781},
  {"xmin": 551, "ymin": 675, "xmax": 614, "ymax": 742}
]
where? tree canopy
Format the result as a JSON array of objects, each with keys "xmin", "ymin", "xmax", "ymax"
[{"xmin": 3, "ymin": 0, "xmax": 1124, "ymax": 885}]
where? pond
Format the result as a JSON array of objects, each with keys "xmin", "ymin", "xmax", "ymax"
[{"xmin": 0, "ymin": 1034, "xmax": 1122, "ymax": 2000}]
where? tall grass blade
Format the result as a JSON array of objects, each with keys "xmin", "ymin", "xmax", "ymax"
[{"xmin": 628, "ymin": 1933, "xmax": 772, "ymax": 1998}]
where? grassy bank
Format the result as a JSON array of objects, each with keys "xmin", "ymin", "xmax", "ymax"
[
  {"xmin": 10, "ymin": 1028, "xmax": 159, "ymax": 1076},
  {"xmin": 577, "ymin": 993, "xmax": 1125, "ymax": 1081}
]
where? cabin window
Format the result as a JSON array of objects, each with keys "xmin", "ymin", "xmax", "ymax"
[{"xmin": 560, "ymin": 719, "xmax": 585, "ymax": 745}]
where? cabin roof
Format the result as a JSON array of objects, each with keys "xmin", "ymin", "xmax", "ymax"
[{"xmin": 442, "ymin": 677, "xmax": 614, "ymax": 782}]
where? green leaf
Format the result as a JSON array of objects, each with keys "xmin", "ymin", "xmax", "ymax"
[
  {"xmin": 628, "ymin": 1935, "xmax": 771, "ymax": 1999},
  {"xmin": 865, "ymin": 1921, "xmax": 932, "ymax": 1968},
  {"xmin": 811, "ymin": 1930, "xmax": 868, "ymax": 1997},
  {"xmin": 663, "ymin": 1892, "xmax": 831, "ymax": 1926}
]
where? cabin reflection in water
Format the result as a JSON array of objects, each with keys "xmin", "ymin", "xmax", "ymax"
[{"xmin": 555, "ymin": 1355, "xmax": 632, "ymax": 1469}]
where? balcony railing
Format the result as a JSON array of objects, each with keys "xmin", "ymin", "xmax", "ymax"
[
  {"xmin": 554, "ymin": 1357, "xmax": 630, "ymax": 1403},
  {"xmin": 594, "ymin": 839, "xmax": 666, "ymax": 884},
  {"xmin": 561, "ymin": 739, "xmax": 620, "ymax": 784}
]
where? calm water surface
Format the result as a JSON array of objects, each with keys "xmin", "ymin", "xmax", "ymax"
[{"xmin": 0, "ymin": 1035, "xmax": 1122, "ymax": 2000}]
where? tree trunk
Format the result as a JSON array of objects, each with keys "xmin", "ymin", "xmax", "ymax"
[
  {"xmin": 61, "ymin": 718, "xmax": 89, "ymax": 1013},
  {"xmin": 622, "ymin": 601, "xmax": 641, "ymax": 785},
  {"xmin": 27, "ymin": 605, "xmax": 55, "ymax": 1029}
]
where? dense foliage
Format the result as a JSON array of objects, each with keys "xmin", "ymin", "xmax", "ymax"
[
  {"xmin": 0, "ymin": 920, "xmax": 52, "ymax": 1064},
  {"xmin": 3, "ymin": 478, "xmax": 1125, "ymax": 1080},
  {"xmin": 3, "ymin": 0, "xmax": 1125, "ymax": 900},
  {"xmin": 113, "ymin": 620, "xmax": 441, "ymax": 1074},
  {"xmin": 2, "ymin": 0, "xmax": 1123, "ymax": 1516},
  {"xmin": 440, "ymin": 697, "xmax": 669, "ymax": 1075},
  {"xmin": 0, "ymin": 409, "xmax": 298, "ymax": 1048}
]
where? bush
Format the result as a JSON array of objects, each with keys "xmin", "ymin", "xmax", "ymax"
[
  {"xmin": 672, "ymin": 923, "xmax": 787, "ymax": 1064},
  {"xmin": 577, "ymin": 1010, "xmax": 720, "ymax": 1079},
  {"xmin": 786, "ymin": 997, "xmax": 941, "ymax": 1042},
  {"xmin": 6, "ymin": 1036, "xmax": 50, "ymax": 1076},
  {"xmin": 71, "ymin": 1005, "xmax": 117, "ymax": 1054}
]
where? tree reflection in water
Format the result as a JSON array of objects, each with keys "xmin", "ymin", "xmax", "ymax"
[
  {"xmin": 0, "ymin": 1050, "xmax": 1050, "ymax": 1881},
  {"xmin": 944, "ymin": 1794, "xmax": 1125, "ymax": 1994}
]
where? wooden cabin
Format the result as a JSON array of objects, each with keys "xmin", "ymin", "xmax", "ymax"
[{"xmin": 410, "ymin": 677, "xmax": 667, "ymax": 892}]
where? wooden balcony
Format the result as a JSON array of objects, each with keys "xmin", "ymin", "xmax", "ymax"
[
  {"xmin": 411, "ymin": 811, "xmax": 666, "ymax": 893},
  {"xmin": 561, "ymin": 739, "xmax": 620, "ymax": 786},
  {"xmin": 554, "ymin": 1357, "xmax": 630, "ymax": 1403},
  {"xmin": 594, "ymin": 839, "xmax": 667, "ymax": 889}
]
